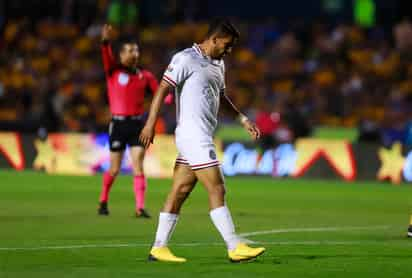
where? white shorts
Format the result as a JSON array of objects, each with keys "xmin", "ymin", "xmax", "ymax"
[{"xmin": 175, "ymin": 139, "xmax": 220, "ymax": 170}]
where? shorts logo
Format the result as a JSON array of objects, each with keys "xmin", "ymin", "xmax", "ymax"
[
  {"xmin": 108, "ymin": 122, "xmax": 113, "ymax": 135},
  {"xmin": 209, "ymin": 150, "xmax": 217, "ymax": 160},
  {"xmin": 112, "ymin": 141, "xmax": 121, "ymax": 148},
  {"xmin": 118, "ymin": 73, "xmax": 129, "ymax": 85},
  {"xmin": 167, "ymin": 65, "xmax": 174, "ymax": 72}
]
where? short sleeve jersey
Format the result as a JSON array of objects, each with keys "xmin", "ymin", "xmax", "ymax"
[{"xmin": 162, "ymin": 44, "xmax": 225, "ymax": 142}]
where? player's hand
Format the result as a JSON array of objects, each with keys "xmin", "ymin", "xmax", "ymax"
[
  {"xmin": 242, "ymin": 119, "xmax": 261, "ymax": 141},
  {"xmin": 139, "ymin": 125, "xmax": 155, "ymax": 149},
  {"xmin": 101, "ymin": 24, "xmax": 114, "ymax": 42}
]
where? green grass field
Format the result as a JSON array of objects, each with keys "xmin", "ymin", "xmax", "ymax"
[
  {"xmin": 1, "ymin": 171, "xmax": 412, "ymax": 278},
  {"xmin": 216, "ymin": 124, "xmax": 358, "ymax": 141}
]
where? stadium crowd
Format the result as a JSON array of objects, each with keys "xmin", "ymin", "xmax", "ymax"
[{"xmin": 1, "ymin": 4, "xmax": 412, "ymax": 146}]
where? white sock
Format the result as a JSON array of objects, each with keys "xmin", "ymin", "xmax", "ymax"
[
  {"xmin": 153, "ymin": 212, "xmax": 178, "ymax": 248},
  {"xmin": 210, "ymin": 206, "xmax": 241, "ymax": 251}
]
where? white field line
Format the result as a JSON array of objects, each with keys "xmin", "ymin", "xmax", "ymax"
[
  {"xmin": 3, "ymin": 240, "xmax": 411, "ymax": 252},
  {"xmin": 239, "ymin": 225, "xmax": 390, "ymax": 237},
  {"xmin": 0, "ymin": 225, "xmax": 392, "ymax": 251}
]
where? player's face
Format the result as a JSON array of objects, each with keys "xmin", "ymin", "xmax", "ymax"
[
  {"xmin": 212, "ymin": 35, "xmax": 236, "ymax": 60},
  {"xmin": 120, "ymin": 43, "xmax": 139, "ymax": 68}
]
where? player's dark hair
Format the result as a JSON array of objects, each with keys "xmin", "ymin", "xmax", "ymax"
[
  {"xmin": 113, "ymin": 36, "xmax": 138, "ymax": 55},
  {"xmin": 206, "ymin": 19, "xmax": 240, "ymax": 40}
]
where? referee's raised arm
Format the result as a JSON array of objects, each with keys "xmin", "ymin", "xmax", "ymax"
[{"xmin": 100, "ymin": 24, "xmax": 117, "ymax": 75}]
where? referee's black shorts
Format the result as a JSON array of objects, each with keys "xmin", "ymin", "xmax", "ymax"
[{"xmin": 108, "ymin": 115, "xmax": 146, "ymax": 152}]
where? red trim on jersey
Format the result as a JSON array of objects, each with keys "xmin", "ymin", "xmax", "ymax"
[
  {"xmin": 193, "ymin": 44, "xmax": 203, "ymax": 56},
  {"xmin": 163, "ymin": 75, "xmax": 177, "ymax": 87}
]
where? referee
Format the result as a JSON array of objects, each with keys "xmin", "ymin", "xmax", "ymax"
[{"xmin": 98, "ymin": 24, "xmax": 158, "ymax": 218}]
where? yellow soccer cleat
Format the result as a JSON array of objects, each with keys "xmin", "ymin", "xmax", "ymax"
[
  {"xmin": 228, "ymin": 243, "xmax": 266, "ymax": 263},
  {"xmin": 148, "ymin": 246, "xmax": 187, "ymax": 263}
]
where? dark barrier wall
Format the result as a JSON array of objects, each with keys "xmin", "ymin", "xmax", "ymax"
[{"xmin": 0, "ymin": 132, "xmax": 410, "ymax": 184}]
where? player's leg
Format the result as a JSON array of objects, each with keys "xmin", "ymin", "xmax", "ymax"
[
  {"xmin": 162, "ymin": 162, "xmax": 198, "ymax": 214},
  {"xmin": 128, "ymin": 117, "xmax": 152, "ymax": 217},
  {"xmin": 194, "ymin": 166, "xmax": 238, "ymax": 247},
  {"xmin": 194, "ymin": 165, "xmax": 265, "ymax": 262},
  {"xmin": 98, "ymin": 150, "xmax": 124, "ymax": 215},
  {"xmin": 149, "ymin": 162, "xmax": 197, "ymax": 262},
  {"xmin": 129, "ymin": 146, "xmax": 150, "ymax": 218},
  {"xmin": 408, "ymin": 215, "xmax": 412, "ymax": 237},
  {"xmin": 98, "ymin": 119, "xmax": 126, "ymax": 215}
]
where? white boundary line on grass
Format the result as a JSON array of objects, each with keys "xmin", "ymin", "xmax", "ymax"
[
  {"xmin": 3, "ymin": 240, "xmax": 410, "ymax": 252},
  {"xmin": 238, "ymin": 225, "xmax": 390, "ymax": 237},
  {"xmin": 0, "ymin": 225, "xmax": 391, "ymax": 251}
]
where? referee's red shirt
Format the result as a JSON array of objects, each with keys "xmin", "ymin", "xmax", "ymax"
[{"xmin": 101, "ymin": 42, "xmax": 158, "ymax": 116}]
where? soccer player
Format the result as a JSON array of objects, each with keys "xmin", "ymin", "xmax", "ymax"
[
  {"xmin": 98, "ymin": 24, "xmax": 158, "ymax": 218},
  {"xmin": 139, "ymin": 19, "xmax": 266, "ymax": 262},
  {"xmin": 408, "ymin": 215, "xmax": 412, "ymax": 237}
]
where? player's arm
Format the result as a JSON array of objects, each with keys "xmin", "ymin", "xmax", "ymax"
[
  {"xmin": 139, "ymin": 80, "xmax": 172, "ymax": 148},
  {"xmin": 100, "ymin": 24, "xmax": 116, "ymax": 75},
  {"xmin": 146, "ymin": 71, "xmax": 174, "ymax": 104},
  {"xmin": 140, "ymin": 52, "xmax": 189, "ymax": 147},
  {"xmin": 221, "ymin": 92, "xmax": 261, "ymax": 141},
  {"xmin": 146, "ymin": 71, "xmax": 159, "ymax": 94}
]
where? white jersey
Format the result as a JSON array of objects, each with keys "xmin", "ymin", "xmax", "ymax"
[{"xmin": 162, "ymin": 44, "xmax": 225, "ymax": 142}]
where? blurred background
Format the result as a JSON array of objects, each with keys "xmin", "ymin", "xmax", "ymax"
[
  {"xmin": 4, "ymin": 3, "xmax": 412, "ymax": 276},
  {"xmin": 1, "ymin": 0, "xmax": 412, "ymax": 147}
]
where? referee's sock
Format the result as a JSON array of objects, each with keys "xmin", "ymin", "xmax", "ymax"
[
  {"xmin": 134, "ymin": 174, "xmax": 147, "ymax": 210},
  {"xmin": 99, "ymin": 172, "xmax": 115, "ymax": 203}
]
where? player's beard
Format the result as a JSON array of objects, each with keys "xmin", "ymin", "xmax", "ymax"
[{"xmin": 128, "ymin": 58, "xmax": 138, "ymax": 68}]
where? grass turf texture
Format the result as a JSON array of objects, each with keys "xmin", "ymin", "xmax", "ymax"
[
  {"xmin": 216, "ymin": 124, "xmax": 358, "ymax": 141},
  {"xmin": 1, "ymin": 171, "xmax": 412, "ymax": 278}
]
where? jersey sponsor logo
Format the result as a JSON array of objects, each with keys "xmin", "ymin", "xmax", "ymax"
[{"xmin": 118, "ymin": 73, "xmax": 129, "ymax": 85}]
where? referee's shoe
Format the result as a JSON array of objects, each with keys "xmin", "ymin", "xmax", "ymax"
[
  {"xmin": 408, "ymin": 225, "xmax": 412, "ymax": 238},
  {"xmin": 136, "ymin": 208, "xmax": 151, "ymax": 218},
  {"xmin": 98, "ymin": 202, "xmax": 109, "ymax": 215}
]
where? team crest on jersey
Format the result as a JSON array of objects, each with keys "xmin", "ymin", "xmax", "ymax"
[
  {"xmin": 118, "ymin": 73, "xmax": 129, "ymax": 85},
  {"xmin": 209, "ymin": 150, "xmax": 217, "ymax": 160}
]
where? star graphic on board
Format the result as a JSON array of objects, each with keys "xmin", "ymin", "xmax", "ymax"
[
  {"xmin": 33, "ymin": 139, "xmax": 57, "ymax": 172},
  {"xmin": 377, "ymin": 142, "xmax": 405, "ymax": 184}
]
